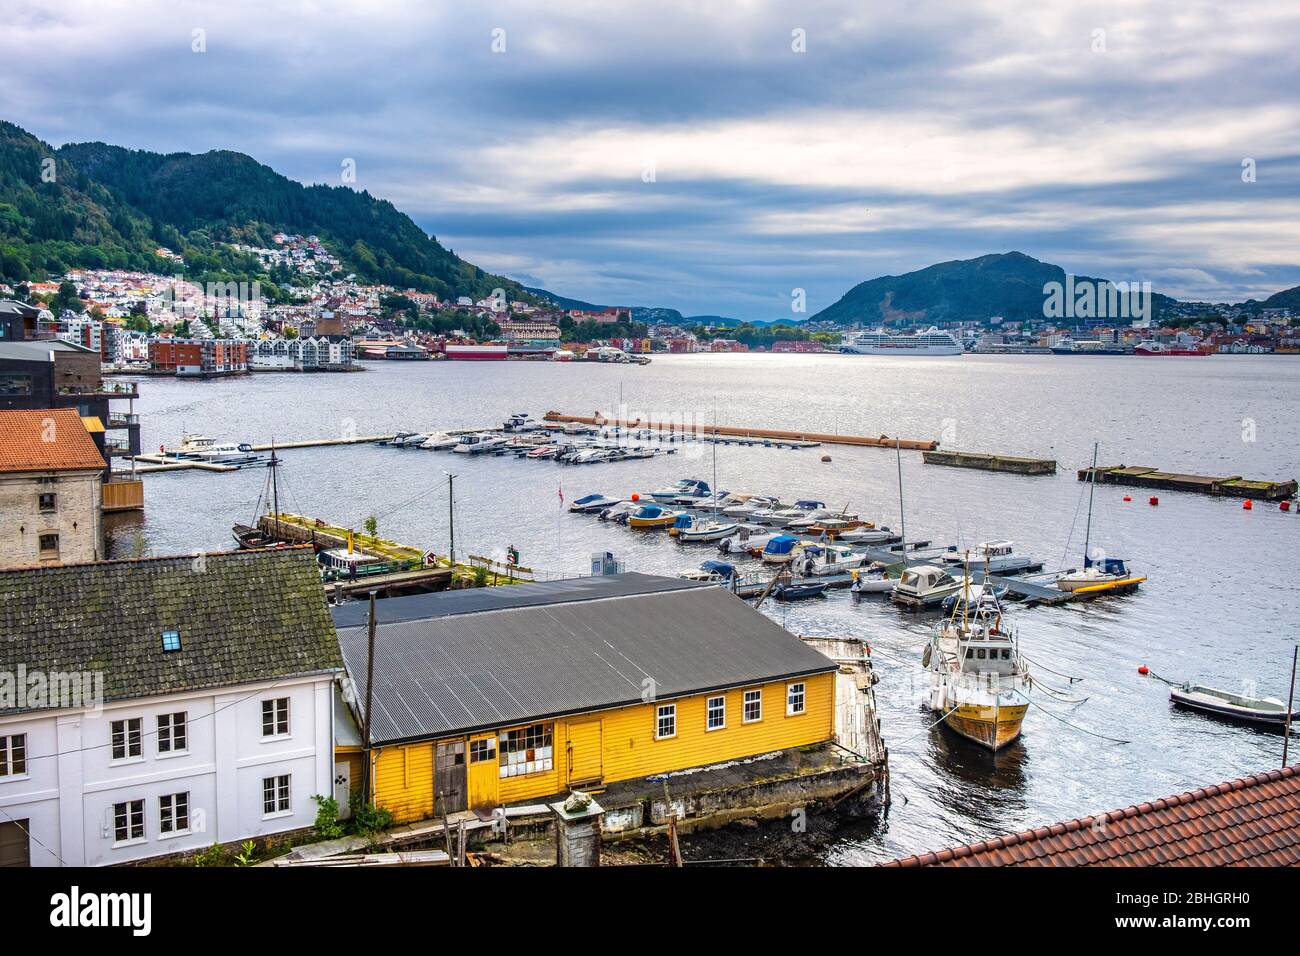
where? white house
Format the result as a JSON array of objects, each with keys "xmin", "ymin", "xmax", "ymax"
[{"xmin": 0, "ymin": 549, "xmax": 343, "ymax": 866}]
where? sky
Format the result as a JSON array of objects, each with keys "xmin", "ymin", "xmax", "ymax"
[{"xmin": 3, "ymin": 0, "xmax": 1299, "ymax": 318}]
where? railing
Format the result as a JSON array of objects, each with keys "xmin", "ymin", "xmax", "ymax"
[
  {"xmin": 57, "ymin": 381, "xmax": 139, "ymax": 397},
  {"xmin": 107, "ymin": 413, "xmax": 140, "ymax": 427}
]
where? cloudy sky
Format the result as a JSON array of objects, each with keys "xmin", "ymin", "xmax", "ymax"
[{"xmin": 3, "ymin": 0, "xmax": 1299, "ymax": 317}]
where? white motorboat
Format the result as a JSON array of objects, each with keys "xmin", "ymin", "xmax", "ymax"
[
  {"xmin": 598, "ymin": 501, "xmax": 640, "ymax": 523},
  {"xmin": 838, "ymin": 526, "xmax": 896, "ymax": 544},
  {"xmin": 891, "ymin": 564, "xmax": 964, "ymax": 608},
  {"xmin": 568, "ymin": 493, "xmax": 622, "ymax": 514},
  {"xmin": 850, "ymin": 562, "xmax": 894, "ymax": 593},
  {"xmin": 757, "ymin": 500, "xmax": 827, "ymax": 527},
  {"xmin": 716, "ymin": 526, "xmax": 777, "ymax": 555},
  {"xmin": 166, "ymin": 433, "xmax": 257, "ymax": 461},
  {"xmin": 503, "ymin": 413, "xmax": 542, "ymax": 432},
  {"xmin": 453, "ymin": 432, "xmax": 507, "ymax": 455},
  {"xmin": 795, "ymin": 542, "xmax": 867, "ymax": 576},
  {"xmin": 760, "ymin": 534, "xmax": 802, "ymax": 564},
  {"xmin": 649, "ymin": 478, "xmax": 710, "ymax": 502},
  {"xmin": 785, "ymin": 509, "xmax": 855, "ymax": 532},
  {"xmin": 392, "ymin": 433, "xmax": 429, "ymax": 448},
  {"xmin": 722, "ymin": 495, "xmax": 782, "ymax": 519},
  {"xmin": 562, "ymin": 421, "xmax": 597, "ymax": 435},
  {"xmin": 677, "ymin": 519, "xmax": 740, "ymax": 543},
  {"xmin": 940, "ymin": 541, "xmax": 1036, "ymax": 575},
  {"xmin": 419, "ymin": 432, "xmax": 458, "ymax": 450},
  {"xmin": 678, "ymin": 560, "xmax": 740, "ymax": 584}
]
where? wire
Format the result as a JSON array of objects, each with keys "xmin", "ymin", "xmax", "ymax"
[
  {"xmin": 0, "ymin": 805, "xmax": 67, "ymax": 866},
  {"xmin": 1026, "ymin": 696, "xmax": 1130, "ymax": 744}
]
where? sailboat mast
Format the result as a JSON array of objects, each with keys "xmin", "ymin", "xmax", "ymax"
[
  {"xmin": 711, "ymin": 401, "xmax": 718, "ymax": 512},
  {"xmin": 896, "ymin": 437, "xmax": 907, "ymax": 550},
  {"xmin": 270, "ymin": 439, "xmax": 279, "ymax": 521},
  {"xmin": 1083, "ymin": 441, "xmax": 1098, "ymax": 564}
]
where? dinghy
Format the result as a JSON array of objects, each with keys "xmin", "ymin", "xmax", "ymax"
[{"xmin": 1170, "ymin": 683, "xmax": 1300, "ymax": 729}]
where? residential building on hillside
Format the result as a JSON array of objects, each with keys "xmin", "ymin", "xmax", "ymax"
[
  {"xmin": 149, "ymin": 338, "xmax": 249, "ymax": 376},
  {"xmin": 0, "ymin": 409, "xmax": 107, "ymax": 568},
  {"xmin": 0, "ymin": 549, "xmax": 344, "ymax": 867}
]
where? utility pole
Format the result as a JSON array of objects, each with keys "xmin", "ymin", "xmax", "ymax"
[
  {"xmin": 446, "ymin": 471, "xmax": 456, "ymax": 566},
  {"xmin": 362, "ymin": 590, "xmax": 377, "ymax": 804}
]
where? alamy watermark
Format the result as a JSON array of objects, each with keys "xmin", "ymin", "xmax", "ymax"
[
  {"xmin": 1, "ymin": 665, "xmax": 104, "ymax": 716},
  {"xmin": 1043, "ymin": 275, "xmax": 1151, "ymax": 324}
]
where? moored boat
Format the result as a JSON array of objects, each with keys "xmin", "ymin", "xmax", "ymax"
[
  {"xmin": 453, "ymin": 432, "xmax": 508, "ymax": 455},
  {"xmin": 568, "ymin": 493, "xmax": 622, "ymax": 514},
  {"xmin": 628, "ymin": 503, "xmax": 680, "ymax": 529},
  {"xmin": 1169, "ymin": 683, "xmax": 1300, "ymax": 728},
  {"xmin": 891, "ymin": 564, "xmax": 963, "ymax": 608},
  {"xmin": 761, "ymin": 534, "xmax": 801, "ymax": 564}
]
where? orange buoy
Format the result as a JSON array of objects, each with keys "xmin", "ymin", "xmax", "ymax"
[
  {"xmin": 1138, "ymin": 665, "xmax": 1149, "ymax": 675},
  {"xmin": 1149, "ymin": 496, "xmax": 1159, "ymax": 506},
  {"xmin": 1123, "ymin": 495, "xmax": 1132, "ymax": 502},
  {"xmin": 631, "ymin": 493, "xmax": 640, "ymax": 502},
  {"xmin": 1243, "ymin": 499, "xmax": 1253, "ymax": 510}
]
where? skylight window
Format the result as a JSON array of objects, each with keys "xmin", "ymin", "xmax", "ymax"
[{"xmin": 161, "ymin": 631, "xmax": 181, "ymax": 653}]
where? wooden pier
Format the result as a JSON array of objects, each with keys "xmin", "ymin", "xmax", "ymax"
[
  {"xmin": 1080, "ymin": 465, "xmax": 1297, "ymax": 501},
  {"xmin": 127, "ymin": 434, "xmax": 398, "ymax": 474},
  {"xmin": 544, "ymin": 411, "xmax": 938, "ymax": 450},
  {"xmin": 924, "ymin": 449, "xmax": 1056, "ymax": 475}
]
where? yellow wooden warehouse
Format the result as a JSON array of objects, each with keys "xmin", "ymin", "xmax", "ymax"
[{"xmin": 332, "ymin": 574, "xmax": 838, "ymax": 821}]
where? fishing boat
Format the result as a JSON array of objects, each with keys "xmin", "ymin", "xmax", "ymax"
[
  {"xmin": 891, "ymin": 564, "xmax": 964, "ymax": 608},
  {"xmin": 796, "ymin": 542, "xmax": 867, "ymax": 576},
  {"xmin": 941, "ymin": 541, "xmax": 1037, "ymax": 575},
  {"xmin": 772, "ymin": 580, "xmax": 828, "ymax": 601},
  {"xmin": 648, "ymin": 478, "xmax": 710, "ymax": 502},
  {"xmin": 922, "ymin": 581, "xmax": 1031, "ymax": 750},
  {"xmin": 679, "ymin": 560, "xmax": 740, "ymax": 584},
  {"xmin": 453, "ymin": 432, "xmax": 508, "ymax": 455},
  {"xmin": 1057, "ymin": 443, "xmax": 1145, "ymax": 594},
  {"xmin": 850, "ymin": 562, "xmax": 894, "ymax": 594},
  {"xmin": 568, "ymin": 493, "xmax": 622, "ymax": 514},
  {"xmin": 627, "ymin": 503, "xmax": 680, "ymax": 529},
  {"xmin": 1169, "ymin": 683, "xmax": 1300, "ymax": 728},
  {"xmin": 419, "ymin": 432, "xmax": 458, "ymax": 450},
  {"xmin": 761, "ymin": 534, "xmax": 802, "ymax": 564}
]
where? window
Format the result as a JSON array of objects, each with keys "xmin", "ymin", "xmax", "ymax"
[
  {"xmin": 113, "ymin": 799, "xmax": 145, "ymax": 844},
  {"xmin": 744, "ymin": 689, "xmax": 762, "ymax": 723},
  {"xmin": 262, "ymin": 774, "xmax": 291, "ymax": 816},
  {"xmin": 706, "ymin": 695, "xmax": 726, "ymax": 731},
  {"xmin": 655, "ymin": 704, "xmax": 676, "ymax": 740},
  {"xmin": 161, "ymin": 630, "xmax": 181, "ymax": 653},
  {"xmin": 0, "ymin": 734, "xmax": 26, "ymax": 777},
  {"xmin": 0, "ymin": 373, "xmax": 32, "ymax": 396},
  {"xmin": 38, "ymin": 533, "xmax": 59, "ymax": 557},
  {"xmin": 37, "ymin": 492, "xmax": 56, "ymax": 513},
  {"xmin": 469, "ymin": 738, "xmax": 496, "ymax": 763},
  {"xmin": 261, "ymin": 698, "xmax": 290, "ymax": 737},
  {"xmin": 111, "ymin": 718, "xmax": 142, "ymax": 760},
  {"xmin": 159, "ymin": 792, "xmax": 190, "ymax": 834},
  {"xmin": 157, "ymin": 712, "xmax": 188, "ymax": 754},
  {"xmin": 787, "ymin": 682, "xmax": 806, "ymax": 716},
  {"xmin": 498, "ymin": 723, "xmax": 553, "ymax": 778}
]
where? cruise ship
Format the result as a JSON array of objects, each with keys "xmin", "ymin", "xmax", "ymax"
[{"xmin": 840, "ymin": 326, "xmax": 964, "ymax": 356}]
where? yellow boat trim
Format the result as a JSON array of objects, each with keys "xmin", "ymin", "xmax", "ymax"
[{"xmin": 1074, "ymin": 576, "xmax": 1146, "ymax": 594}]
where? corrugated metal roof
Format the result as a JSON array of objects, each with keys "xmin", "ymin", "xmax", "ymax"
[
  {"xmin": 337, "ymin": 575, "xmax": 835, "ymax": 744},
  {"xmin": 887, "ymin": 765, "xmax": 1300, "ymax": 867}
]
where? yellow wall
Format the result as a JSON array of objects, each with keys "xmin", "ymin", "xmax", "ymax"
[{"xmin": 370, "ymin": 673, "xmax": 835, "ymax": 823}]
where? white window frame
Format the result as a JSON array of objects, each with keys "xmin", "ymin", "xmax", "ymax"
[
  {"xmin": 158, "ymin": 791, "xmax": 191, "ymax": 837},
  {"xmin": 156, "ymin": 711, "xmax": 188, "ymax": 756},
  {"xmin": 655, "ymin": 703, "xmax": 677, "ymax": 740},
  {"xmin": 743, "ymin": 689, "xmax": 763, "ymax": 724},
  {"xmin": 706, "ymin": 695, "xmax": 726, "ymax": 731},
  {"xmin": 262, "ymin": 774, "xmax": 292, "ymax": 818},
  {"xmin": 110, "ymin": 717, "xmax": 143, "ymax": 762},
  {"xmin": 261, "ymin": 697, "xmax": 290, "ymax": 739},
  {"xmin": 112, "ymin": 799, "xmax": 146, "ymax": 846},
  {"xmin": 0, "ymin": 733, "xmax": 28, "ymax": 779},
  {"xmin": 787, "ymin": 682, "xmax": 806, "ymax": 716}
]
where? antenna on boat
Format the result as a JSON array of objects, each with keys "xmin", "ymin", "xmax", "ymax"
[{"xmin": 1083, "ymin": 441, "xmax": 1099, "ymax": 566}]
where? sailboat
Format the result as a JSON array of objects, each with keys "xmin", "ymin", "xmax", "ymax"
[
  {"xmin": 232, "ymin": 443, "xmax": 293, "ymax": 550},
  {"xmin": 1056, "ymin": 442, "xmax": 1146, "ymax": 594},
  {"xmin": 923, "ymin": 555, "xmax": 1031, "ymax": 751},
  {"xmin": 678, "ymin": 404, "xmax": 738, "ymax": 542}
]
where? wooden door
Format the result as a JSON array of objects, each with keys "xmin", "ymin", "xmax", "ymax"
[
  {"xmin": 435, "ymin": 740, "xmax": 467, "ymax": 813},
  {"xmin": 0, "ymin": 820, "xmax": 30, "ymax": 867},
  {"xmin": 466, "ymin": 734, "xmax": 500, "ymax": 810},
  {"xmin": 566, "ymin": 719, "xmax": 603, "ymax": 786}
]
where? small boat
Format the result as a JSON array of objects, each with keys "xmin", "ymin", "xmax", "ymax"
[
  {"xmin": 785, "ymin": 509, "xmax": 855, "ymax": 532},
  {"xmin": 1169, "ymin": 683, "xmax": 1300, "ymax": 728},
  {"xmin": 453, "ymin": 433, "xmax": 507, "ymax": 455},
  {"xmin": 674, "ymin": 484, "xmax": 723, "ymax": 506},
  {"xmin": 678, "ymin": 560, "xmax": 740, "ymax": 584},
  {"xmin": 1056, "ymin": 557, "xmax": 1145, "ymax": 594},
  {"xmin": 772, "ymin": 581, "xmax": 827, "ymax": 601},
  {"xmin": 562, "ymin": 421, "xmax": 597, "ymax": 435},
  {"xmin": 167, "ymin": 433, "xmax": 256, "ymax": 460},
  {"xmin": 503, "ymin": 413, "xmax": 543, "ymax": 432},
  {"xmin": 761, "ymin": 534, "xmax": 801, "ymax": 564},
  {"xmin": 649, "ymin": 478, "xmax": 710, "ymax": 502},
  {"xmin": 941, "ymin": 541, "xmax": 1037, "ymax": 575},
  {"xmin": 806, "ymin": 518, "xmax": 872, "ymax": 538},
  {"xmin": 717, "ymin": 526, "xmax": 775, "ymax": 555},
  {"xmin": 838, "ymin": 525, "xmax": 896, "ymax": 544},
  {"xmin": 419, "ymin": 432, "xmax": 458, "ymax": 450},
  {"xmin": 391, "ymin": 433, "xmax": 428, "ymax": 448},
  {"xmin": 850, "ymin": 562, "xmax": 894, "ymax": 594},
  {"xmin": 232, "ymin": 523, "xmax": 278, "ymax": 549},
  {"xmin": 678, "ymin": 519, "xmax": 740, "ymax": 543},
  {"xmin": 568, "ymin": 493, "xmax": 622, "ymax": 514},
  {"xmin": 599, "ymin": 501, "xmax": 640, "ymax": 523},
  {"xmin": 627, "ymin": 503, "xmax": 680, "ymax": 529},
  {"xmin": 759, "ymin": 500, "xmax": 827, "ymax": 527},
  {"xmin": 526, "ymin": 444, "xmax": 562, "ymax": 459},
  {"xmin": 723, "ymin": 495, "xmax": 783, "ymax": 519},
  {"xmin": 891, "ymin": 564, "xmax": 964, "ymax": 608},
  {"xmin": 795, "ymin": 542, "xmax": 867, "ymax": 576}
]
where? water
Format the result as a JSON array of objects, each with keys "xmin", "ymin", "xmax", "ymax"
[{"xmin": 111, "ymin": 354, "xmax": 1300, "ymax": 864}]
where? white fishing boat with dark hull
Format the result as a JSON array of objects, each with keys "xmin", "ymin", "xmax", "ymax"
[{"xmin": 1170, "ymin": 684, "xmax": 1300, "ymax": 729}]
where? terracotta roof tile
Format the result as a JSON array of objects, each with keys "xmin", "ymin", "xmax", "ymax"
[
  {"xmin": 886, "ymin": 765, "xmax": 1300, "ymax": 867},
  {"xmin": 0, "ymin": 408, "xmax": 106, "ymax": 474}
]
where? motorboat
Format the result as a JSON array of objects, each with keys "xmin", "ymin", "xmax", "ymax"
[
  {"xmin": 1169, "ymin": 683, "xmax": 1300, "ymax": 728},
  {"xmin": 568, "ymin": 493, "xmax": 622, "ymax": 514},
  {"xmin": 805, "ymin": 518, "xmax": 871, "ymax": 538},
  {"xmin": 679, "ymin": 560, "xmax": 740, "ymax": 584},
  {"xmin": 627, "ymin": 503, "xmax": 680, "ymax": 529},
  {"xmin": 772, "ymin": 581, "xmax": 827, "ymax": 601},
  {"xmin": 674, "ymin": 484, "xmax": 723, "ymax": 506},
  {"xmin": 785, "ymin": 509, "xmax": 856, "ymax": 533},
  {"xmin": 391, "ymin": 433, "xmax": 429, "ymax": 448},
  {"xmin": 922, "ymin": 584, "xmax": 1030, "ymax": 750},
  {"xmin": 722, "ymin": 495, "xmax": 783, "ymax": 519},
  {"xmin": 453, "ymin": 432, "xmax": 508, "ymax": 455},
  {"xmin": 761, "ymin": 534, "xmax": 802, "ymax": 564},
  {"xmin": 562, "ymin": 421, "xmax": 598, "ymax": 435},
  {"xmin": 794, "ymin": 542, "xmax": 867, "ymax": 576},
  {"xmin": 167, "ymin": 433, "xmax": 256, "ymax": 460},
  {"xmin": 850, "ymin": 562, "xmax": 894, "ymax": 594},
  {"xmin": 419, "ymin": 432, "xmax": 458, "ymax": 450},
  {"xmin": 503, "ymin": 413, "xmax": 543, "ymax": 432},
  {"xmin": 758, "ymin": 500, "xmax": 827, "ymax": 527},
  {"xmin": 941, "ymin": 541, "xmax": 1037, "ymax": 575},
  {"xmin": 717, "ymin": 526, "xmax": 777, "ymax": 555},
  {"xmin": 839, "ymin": 526, "xmax": 897, "ymax": 545},
  {"xmin": 565, "ymin": 447, "xmax": 615, "ymax": 465},
  {"xmin": 891, "ymin": 564, "xmax": 964, "ymax": 608},
  {"xmin": 677, "ymin": 518, "xmax": 740, "ymax": 543},
  {"xmin": 599, "ymin": 501, "xmax": 640, "ymax": 523},
  {"xmin": 649, "ymin": 478, "xmax": 710, "ymax": 502},
  {"xmin": 526, "ymin": 444, "xmax": 562, "ymax": 459}
]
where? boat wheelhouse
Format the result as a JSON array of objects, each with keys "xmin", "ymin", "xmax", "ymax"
[
  {"xmin": 453, "ymin": 432, "xmax": 507, "ymax": 454},
  {"xmin": 940, "ymin": 541, "xmax": 1036, "ymax": 575}
]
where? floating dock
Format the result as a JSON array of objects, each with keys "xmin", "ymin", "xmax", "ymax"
[
  {"xmin": 1080, "ymin": 465, "xmax": 1297, "ymax": 501},
  {"xmin": 923, "ymin": 450, "xmax": 1056, "ymax": 475},
  {"xmin": 544, "ymin": 412, "xmax": 938, "ymax": 450}
]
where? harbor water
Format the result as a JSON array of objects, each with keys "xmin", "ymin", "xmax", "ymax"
[{"xmin": 112, "ymin": 353, "xmax": 1300, "ymax": 864}]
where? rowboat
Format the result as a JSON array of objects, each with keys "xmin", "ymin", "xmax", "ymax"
[{"xmin": 1170, "ymin": 683, "xmax": 1300, "ymax": 729}]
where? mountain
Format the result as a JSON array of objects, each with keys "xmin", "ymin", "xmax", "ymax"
[
  {"xmin": 0, "ymin": 121, "xmax": 525, "ymax": 301},
  {"xmin": 810, "ymin": 251, "xmax": 1179, "ymax": 326}
]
